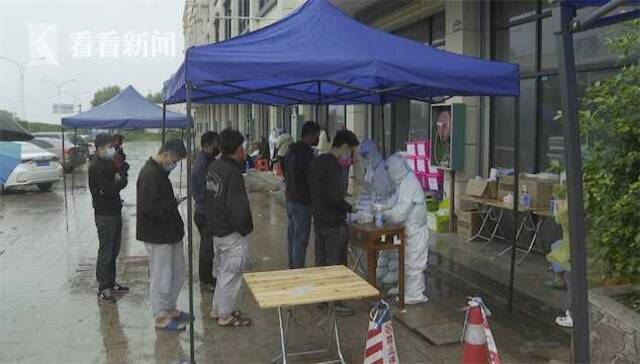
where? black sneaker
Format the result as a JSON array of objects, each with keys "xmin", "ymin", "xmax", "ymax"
[
  {"xmin": 97, "ymin": 289, "xmax": 116, "ymax": 304},
  {"xmin": 112, "ymin": 284, "xmax": 130, "ymax": 294}
]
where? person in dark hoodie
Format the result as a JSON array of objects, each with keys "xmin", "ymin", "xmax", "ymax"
[
  {"xmin": 205, "ymin": 128, "xmax": 253, "ymax": 327},
  {"xmin": 192, "ymin": 131, "xmax": 220, "ymax": 290},
  {"xmin": 283, "ymin": 121, "xmax": 319, "ymax": 269},
  {"xmin": 310, "ymin": 129, "xmax": 359, "ymax": 315},
  {"xmin": 136, "ymin": 139, "xmax": 189, "ymax": 331},
  {"xmin": 89, "ymin": 133, "xmax": 129, "ymax": 304}
]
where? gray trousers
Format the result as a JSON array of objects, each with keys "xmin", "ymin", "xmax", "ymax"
[
  {"xmin": 212, "ymin": 233, "xmax": 249, "ymax": 317},
  {"xmin": 95, "ymin": 214, "xmax": 122, "ymax": 291},
  {"xmin": 145, "ymin": 241, "xmax": 185, "ymax": 318}
]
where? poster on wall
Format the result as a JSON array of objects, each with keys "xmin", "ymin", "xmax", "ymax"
[{"xmin": 430, "ymin": 103, "xmax": 466, "ymax": 171}]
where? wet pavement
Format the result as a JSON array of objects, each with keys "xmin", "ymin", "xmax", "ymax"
[{"xmin": 1, "ymin": 141, "xmax": 569, "ymax": 363}]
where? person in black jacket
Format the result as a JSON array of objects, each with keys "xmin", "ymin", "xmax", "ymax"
[
  {"xmin": 192, "ymin": 131, "xmax": 219, "ymax": 290},
  {"xmin": 283, "ymin": 121, "xmax": 319, "ymax": 269},
  {"xmin": 136, "ymin": 139, "xmax": 189, "ymax": 331},
  {"xmin": 310, "ymin": 130, "xmax": 359, "ymax": 315},
  {"xmin": 205, "ymin": 129, "xmax": 253, "ymax": 327},
  {"xmin": 89, "ymin": 133, "xmax": 129, "ymax": 304}
]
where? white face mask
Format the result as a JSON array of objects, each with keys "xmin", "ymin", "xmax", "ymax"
[{"xmin": 103, "ymin": 147, "xmax": 116, "ymax": 159}]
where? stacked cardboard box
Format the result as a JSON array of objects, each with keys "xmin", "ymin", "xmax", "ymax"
[
  {"xmin": 457, "ymin": 210, "xmax": 482, "ymax": 238},
  {"xmin": 498, "ymin": 174, "xmax": 557, "ymax": 207}
]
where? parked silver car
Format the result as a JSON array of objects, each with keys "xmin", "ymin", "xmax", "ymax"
[{"xmin": 29, "ymin": 136, "xmax": 86, "ymax": 172}]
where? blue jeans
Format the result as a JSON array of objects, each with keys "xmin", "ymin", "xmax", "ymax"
[{"xmin": 286, "ymin": 200, "xmax": 312, "ymax": 269}]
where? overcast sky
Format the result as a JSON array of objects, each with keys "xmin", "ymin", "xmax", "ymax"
[{"xmin": 0, "ymin": 0, "xmax": 186, "ymax": 124}]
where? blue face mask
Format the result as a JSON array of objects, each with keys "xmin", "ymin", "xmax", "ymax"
[
  {"xmin": 164, "ymin": 162, "xmax": 177, "ymax": 173},
  {"xmin": 103, "ymin": 147, "xmax": 116, "ymax": 160}
]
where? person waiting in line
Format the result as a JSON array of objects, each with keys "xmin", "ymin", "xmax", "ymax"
[
  {"xmin": 283, "ymin": 121, "xmax": 320, "ymax": 269},
  {"xmin": 310, "ymin": 129, "xmax": 359, "ymax": 316},
  {"xmin": 111, "ymin": 134, "xmax": 129, "ymax": 178},
  {"xmin": 383, "ymin": 153, "xmax": 430, "ymax": 304},
  {"xmin": 89, "ymin": 133, "xmax": 129, "ymax": 304},
  {"xmin": 206, "ymin": 129, "xmax": 253, "ymax": 327},
  {"xmin": 136, "ymin": 140, "xmax": 191, "ymax": 331},
  {"xmin": 192, "ymin": 131, "xmax": 220, "ymax": 291}
]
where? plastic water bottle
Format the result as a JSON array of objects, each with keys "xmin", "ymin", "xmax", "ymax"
[
  {"xmin": 375, "ymin": 210, "xmax": 384, "ymax": 228},
  {"xmin": 521, "ymin": 185, "xmax": 531, "ymax": 209}
]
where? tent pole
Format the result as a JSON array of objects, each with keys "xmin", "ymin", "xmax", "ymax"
[
  {"xmin": 162, "ymin": 102, "xmax": 167, "ymax": 145},
  {"xmin": 554, "ymin": 2, "xmax": 590, "ymax": 362},
  {"xmin": 508, "ymin": 96, "xmax": 520, "ymax": 312},
  {"xmin": 185, "ymin": 81, "xmax": 195, "ymax": 364},
  {"xmin": 72, "ymin": 128, "xmax": 77, "ymax": 193},
  {"xmin": 316, "ymin": 81, "xmax": 321, "ymax": 124},
  {"xmin": 381, "ymin": 105, "xmax": 386, "ymax": 158},
  {"xmin": 61, "ymin": 125, "xmax": 69, "ymax": 232}
]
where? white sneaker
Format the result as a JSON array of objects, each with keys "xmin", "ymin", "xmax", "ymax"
[{"xmin": 555, "ymin": 310, "xmax": 573, "ymax": 328}]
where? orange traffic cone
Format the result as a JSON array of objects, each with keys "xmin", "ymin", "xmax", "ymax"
[{"xmin": 461, "ymin": 302, "xmax": 488, "ymax": 364}]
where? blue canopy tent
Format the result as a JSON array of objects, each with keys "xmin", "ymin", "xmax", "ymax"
[
  {"xmin": 62, "ymin": 85, "xmax": 187, "ymax": 130},
  {"xmin": 163, "ymin": 0, "xmax": 520, "ymax": 361}
]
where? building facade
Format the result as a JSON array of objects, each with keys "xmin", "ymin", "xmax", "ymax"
[{"xmin": 182, "ymin": 0, "xmax": 633, "ymax": 196}]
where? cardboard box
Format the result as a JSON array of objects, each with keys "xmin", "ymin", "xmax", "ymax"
[
  {"xmin": 457, "ymin": 211, "xmax": 481, "ymax": 237},
  {"xmin": 498, "ymin": 175, "xmax": 556, "ymax": 207},
  {"xmin": 466, "ymin": 179, "xmax": 498, "ymax": 199},
  {"xmin": 457, "ymin": 210, "xmax": 481, "ymax": 238}
]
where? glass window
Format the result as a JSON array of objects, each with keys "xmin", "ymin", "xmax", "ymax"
[
  {"xmin": 393, "ymin": 18, "xmax": 429, "ymax": 43},
  {"xmin": 393, "ymin": 102, "xmax": 410, "ymax": 153},
  {"xmin": 495, "ymin": 22, "xmax": 536, "ymax": 73},
  {"xmin": 572, "ymin": 7, "xmax": 633, "ymax": 68},
  {"xmin": 540, "ymin": 16, "xmax": 557, "ymax": 70},
  {"xmin": 409, "ymin": 100, "xmax": 429, "ymax": 140},
  {"xmin": 431, "ymin": 11, "xmax": 445, "ymax": 45},
  {"xmin": 492, "ymin": 0, "xmax": 538, "ymax": 28},
  {"xmin": 328, "ymin": 105, "xmax": 346, "ymax": 138},
  {"xmin": 492, "ymin": 79, "xmax": 537, "ymax": 171},
  {"xmin": 538, "ymin": 76, "xmax": 563, "ymax": 171}
]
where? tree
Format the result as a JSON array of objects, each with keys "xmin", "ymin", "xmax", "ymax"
[
  {"xmin": 580, "ymin": 20, "xmax": 640, "ymax": 279},
  {"xmin": 146, "ymin": 91, "xmax": 164, "ymax": 104},
  {"xmin": 91, "ymin": 85, "xmax": 121, "ymax": 107}
]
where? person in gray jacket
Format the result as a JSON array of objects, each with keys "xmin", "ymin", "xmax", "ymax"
[{"xmin": 205, "ymin": 129, "xmax": 253, "ymax": 327}]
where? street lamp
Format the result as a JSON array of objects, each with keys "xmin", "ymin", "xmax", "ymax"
[
  {"xmin": 64, "ymin": 90, "xmax": 89, "ymax": 113},
  {"xmin": 0, "ymin": 56, "xmax": 45, "ymax": 120},
  {"xmin": 42, "ymin": 77, "xmax": 77, "ymax": 97}
]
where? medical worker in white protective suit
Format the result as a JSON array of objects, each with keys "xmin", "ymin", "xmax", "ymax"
[
  {"xmin": 383, "ymin": 153, "xmax": 430, "ymax": 304},
  {"xmin": 359, "ymin": 139, "xmax": 394, "ymax": 202}
]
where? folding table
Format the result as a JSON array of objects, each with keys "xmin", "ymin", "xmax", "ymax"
[
  {"xmin": 347, "ymin": 222, "xmax": 405, "ymax": 309},
  {"xmin": 243, "ymin": 265, "xmax": 379, "ymax": 364}
]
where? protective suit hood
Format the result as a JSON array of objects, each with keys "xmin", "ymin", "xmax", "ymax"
[
  {"xmin": 359, "ymin": 138, "xmax": 394, "ymax": 201},
  {"xmin": 386, "ymin": 153, "xmax": 412, "ymax": 184}
]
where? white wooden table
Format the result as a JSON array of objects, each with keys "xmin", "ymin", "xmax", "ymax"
[{"xmin": 244, "ymin": 265, "xmax": 379, "ymax": 364}]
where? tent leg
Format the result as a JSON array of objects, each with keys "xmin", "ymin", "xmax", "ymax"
[
  {"xmin": 72, "ymin": 128, "xmax": 77, "ymax": 193},
  {"xmin": 179, "ymin": 129, "xmax": 184, "ymax": 193},
  {"xmin": 185, "ymin": 81, "xmax": 196, "ymax": 364},
  {"xmin": 61, "ymin": 127, "xmax": 69, "ymax": 232},
  {"xmin": 162, "ymin": 102, "xmax": 167, "ymax": 145},
  {"xmin": 508, "ymin": 96, "xmax": 520, "ymax": 312},
  {"xmin": 554, "ymin": 2, "xmax": 590, "ymax": 362},
  {"xmin": 449, "ymin": 170, "xmax": 455, "ymax": 232},
  {"xmin": 381, "ymin": 105, "xmax": 386, "ymax": 158}
]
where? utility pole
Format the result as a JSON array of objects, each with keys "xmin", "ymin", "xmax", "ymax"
[{"xmin": 0, "ymin": 56, "xmax": 45, "ymax": 120}]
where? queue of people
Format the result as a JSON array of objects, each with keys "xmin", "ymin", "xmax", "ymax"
[{"xmin": 87, "ymin": 122, "xmax": 430, "ymax": 333}]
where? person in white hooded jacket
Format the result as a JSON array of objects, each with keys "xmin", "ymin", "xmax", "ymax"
[
  {"xmin": 383, "ymin": 153, "xmax": 430, "ymax": 304},
  {"xmin": 359, "ymin": 138, "xmax": 394, "ymax": 202}
]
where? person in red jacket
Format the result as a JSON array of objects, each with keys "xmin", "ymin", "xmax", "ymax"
[{"xmin": 111, "ymin": 134, "xmax": 130, "ymax": 178}]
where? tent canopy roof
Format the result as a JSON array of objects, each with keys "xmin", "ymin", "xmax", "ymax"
[
  {"xmin": 164, "ymin": 0, "xmax": 519, "ymax": 106},
  {"xmin": 62, "ymin": 86, "xmax": 187, "ymax": 129}
]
